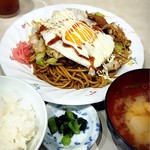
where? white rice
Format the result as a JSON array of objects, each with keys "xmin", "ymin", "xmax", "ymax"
[{"xmin": 0, "ymin": 96, "xmax": 36, "ymax": 150}]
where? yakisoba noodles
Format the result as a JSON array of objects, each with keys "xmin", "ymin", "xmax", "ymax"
[{"xmin": 27, "ymin": 8, "xmax": 131, "ymax": 89}]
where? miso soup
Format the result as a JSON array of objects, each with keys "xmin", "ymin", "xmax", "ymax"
[{"xmin": 108, "ymin": 83, "xmax": 150, "ymax": 150}]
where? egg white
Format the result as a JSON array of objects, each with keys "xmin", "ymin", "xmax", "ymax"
[
  {"xmin": 41, "ymin": 9, "xmax": 114, "ymax": 70},
  {"xmin": 42, "ymin": 30, "xmax": 114, "ymax": 69}
]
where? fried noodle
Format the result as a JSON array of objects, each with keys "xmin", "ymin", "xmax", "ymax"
[{"xmin": 28, "ymin": 11, "xmax": 132, "ymax": 89}]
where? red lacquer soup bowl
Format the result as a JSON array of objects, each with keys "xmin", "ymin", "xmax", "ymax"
[{"xmin": 105, "ymin": 69, "xmax": 150, "ymax": 150}]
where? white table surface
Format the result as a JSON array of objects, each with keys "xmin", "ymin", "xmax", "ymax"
[{"xmin": 0, "ymin": 0, "xmax": 149, "ymax": 150}]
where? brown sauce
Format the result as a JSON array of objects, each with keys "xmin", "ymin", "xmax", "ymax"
[
  {"xmin": 47, "ymin": 36, "xmax": 61, "ymax": 46},
  {"xmin": 39, "ymin": 25, "xmax": 47, "ymax": 32}
]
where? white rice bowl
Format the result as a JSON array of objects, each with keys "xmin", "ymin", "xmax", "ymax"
[{"xmin": 0, "ymin": 76, "xmax": 47, "ymax": 150}]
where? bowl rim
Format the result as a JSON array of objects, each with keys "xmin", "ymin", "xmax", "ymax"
[
  {"xmin": 0, "ymin": 75, "xmax": 48, "ymax": 150},
  {"xmin": 105, "ymin": 68, "xmax": 150, "ymax": 149}
]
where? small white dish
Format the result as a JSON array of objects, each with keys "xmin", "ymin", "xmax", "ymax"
[{"xmin": 43, "ymin": 103, "xmax": 101, "ymax": 150}]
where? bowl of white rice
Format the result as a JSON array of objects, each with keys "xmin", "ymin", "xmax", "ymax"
[{"xmin": 0, "ymin": 76, "xmax": 47, "ymax": 150}]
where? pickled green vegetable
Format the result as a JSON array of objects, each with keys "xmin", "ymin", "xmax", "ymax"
[
  {"xmin": 61, "ymin": 135, "xmax": 71, "ymax": 146},
  {"xmin": 65, "ymin": 110, "xmax": 77, "ymax": 121},
  {"xmin": 48, "ymin": 117, "xmax": 58, "ymax": 134},
  {"xmin": 68, "ymin": 120, "xmax": 81, "ymax": 134},
  {"xmin": 48, "ymin": 110, "xmax": 88, "ymax": 146}
]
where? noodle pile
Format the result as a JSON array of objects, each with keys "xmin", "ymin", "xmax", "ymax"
[
  {"xmin": 28, "ymin": 10, "xmax": 132, "ymax": 89},
  {"xmin": 31, "ymin": 60, "xmax": 111, "ymax": 89}
]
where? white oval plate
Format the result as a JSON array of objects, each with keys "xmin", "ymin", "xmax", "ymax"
[
  {"xmin": 43, "ymin": 103, "xmax": 101, "ymax": 150},
  {"xmin": 0, "ymin": 4, "xmax": 144, "ymax": 105}
]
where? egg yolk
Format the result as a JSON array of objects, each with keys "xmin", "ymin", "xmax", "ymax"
[{"xmin": 65, "ymin": 22, "xmax": 96, "ymax": 45}]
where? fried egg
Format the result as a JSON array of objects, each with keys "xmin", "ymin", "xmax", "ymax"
[{"xmin": 35, "ymin": 9, "xmax": 115, "ymax": 75}]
